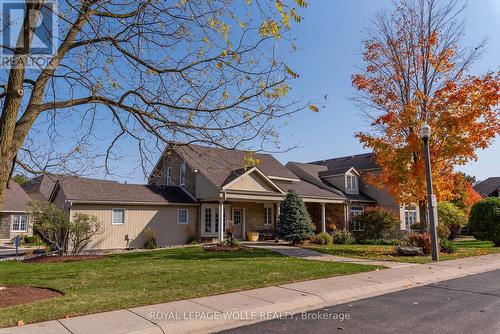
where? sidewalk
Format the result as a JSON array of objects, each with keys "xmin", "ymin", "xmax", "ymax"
[{"xmin": 2, "ymin": 254, "xmax": 499, "ymax": 334}]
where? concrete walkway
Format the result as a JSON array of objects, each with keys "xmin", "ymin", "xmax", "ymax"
[
  {"xmin": 244, "ymin": 242, "xmax": 411, "ymax": 268},
  {"xmin": 2, "ymin": 253, "xmax": 499, "ymax": 334}
]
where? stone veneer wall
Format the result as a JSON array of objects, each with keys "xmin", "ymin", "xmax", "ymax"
[
  {"xmin": 0, "ymin": 213, "xmax": 10, "ymax": 239},
  {"xmin": 305, "ymin": 203, "xmax": 346, "ymax": 232},
  {"xmin": 229, "ymin": 202, "xmax": 276, "ymax": 234}
]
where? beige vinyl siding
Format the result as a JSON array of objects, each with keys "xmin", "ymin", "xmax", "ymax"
[
  {"xmin": 224, "ymin": 171, "xmax": 276, "ymax": 192},
  {"xmin": 70, "ymin": 204, "xmax": 198, "ymax": 249}
]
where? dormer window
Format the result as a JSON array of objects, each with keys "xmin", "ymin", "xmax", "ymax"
[
  {"xmin": 346, "ymin": 174, "xmax": 358, "ymax": 191},
  {"xmin": 179, "ymin": 161, "xmax": 186, "ymax": 186}
]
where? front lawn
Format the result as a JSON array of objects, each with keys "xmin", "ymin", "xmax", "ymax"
[
  {"xmin": 0, "ymin": 246, "xmax": 380, "ymax": 327},
  {"xmin": 304, "ymin": 239, "xmax": 500, "ymax": 264}
]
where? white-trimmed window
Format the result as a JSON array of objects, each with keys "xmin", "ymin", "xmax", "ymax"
[
  {"xmin": 179, "ymin": 161, "xmax": 186, "ymax": 186},
  {"xmin": 264, "ymin": 206, "xmax": 273, "ymax": 225},
  {"xmin": 166, "ymin": 167, "xmax": 172, "ymax": 186},
  {"xmin": 404, "ymin": 207, "xmax": 417, "ymax": 230},
  {"xmin": 346, "ymin": 174, "xmax": 358, "ymax": 191},
  {"xmin": 12, "ymin": 215, "xmax": 28, "ymax": 232},
  {"xmin": 112, "ymin": 208, "xmax": 125, "ymax": 225},
  {"xmin": 178, "ymin": 209, "xmax": 188, "ymax": 224},
  {"xmin": 204, "ymin": 208, "xmax": 212, "ymax": 233},
  {"xmin": 350, "ymin": 206, "xmax": 364, "ymax": 231}
]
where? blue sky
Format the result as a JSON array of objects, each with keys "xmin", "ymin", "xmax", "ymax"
[
  {"xmin": 55, "ymin": 0, "xmax": 498, "ymax": 184},
  {"xmin": 269, "ymin": 0, "xmax": 500, "ymax": 182}
]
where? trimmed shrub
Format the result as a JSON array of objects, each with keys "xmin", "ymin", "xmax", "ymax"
[
  {"xmin": 438, "ymin": 202, "xmax": 467, "ymax": 240},
  {"xmin": 437, "ymin": 224, "xmax": 451, "ymax": 239},
  {"xmin": 440, "ymin": 238, "xmax": 457, "ymax": 254},
  {"xmin": 355, "ymin": 207, "xmax": 400, "ymax": 240},
  {"xmin": 469, "ymin": 197, "xmax": 500, "ymax": 247},
  {"xmin": 143, "ymin": 227, "xmax": 157, "ymax": 249},
  {"xmin": 277, "ymin": 190, "xmax": 316, "ymax": 244},
  {"xmin": 331, "ymin": 230, "xmax": 355, "ymax": 245},
  {"xmin": 311, "ymin": 233, "xmax": 333, "ymax": 245},
  {"xmin": 23, "ymin": 235, "xmax": 42, "ymax": 244},
  {"xmin": 359, "ymin": 238, "xmax": 399, "ymax": 245},
  {"xmin": 401, "ymin": 232, "xmax": 432, "ymax": 255}
]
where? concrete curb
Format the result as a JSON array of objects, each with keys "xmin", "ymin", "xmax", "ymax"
[{"xmin": 1, "ymin": 254, "xmax": 499, "ymax": 334}]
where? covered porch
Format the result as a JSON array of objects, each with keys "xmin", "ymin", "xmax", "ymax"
[{"xmin": 199, "ymin": 200, "xmax": 281, "ymax": 241}]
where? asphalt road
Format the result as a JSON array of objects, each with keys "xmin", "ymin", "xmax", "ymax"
[{"xmin": 219, "ymin": 270, "xmax": 500, "ymax": 334}]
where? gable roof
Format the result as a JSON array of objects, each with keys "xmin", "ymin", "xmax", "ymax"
[
  {"xmin": 286, "ymin": 161, "xmax": 375, "ymax": 203},
  {"xmin": 474, "ymin": 177, "xmax": 500, "ymax": 197},
  {"xmin": 172, "ymin": 143, "xmax": 298, "ymax": 189},
  {"xmin": 221, "ymin": 167, "xmax": 285, "ymax": 194},
  {"xmin": 22, "ymin": 174, "xmax": 117, "ymax": 201},
  {"xmin": 2, "ymin": 181, "xmax": 31, "ymax": 212},
  {"xmin": 274, "ymin": 179, "xmax": 345, "ymax": 200},
  {"xmin": 309, "ymin": 152, "xmax": 379, "ymax": 171},
  {"xmin": 53, "ymin": 178, "xmax": 195, "ymax": 205}
]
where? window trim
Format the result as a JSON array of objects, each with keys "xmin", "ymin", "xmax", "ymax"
[
  {"xmin": 177, "ymin": 208, "xmax": 188, "ymax": 224},
  {"xmin": 11, "ymin": 215, "xmax": 28, "ymax": 232},
  {"xmin": 179, "ymin": 161, "xmax": 186, "ymax": 186},
  {"xmin": 111, "ymin": 208, "xmax": 125, "ymax": 225},
  {"xmin": 404, "ymin": 207, "xmax": 417, "ymax": 230},
  {"xmin": 346, "ymin": 174, "xmax": 358, "ymax": 191},
  {"xmin": 166, "ymin": 167, "xmax": 172, "ymax": 186},
  {"xmin": 263, "ymin": 205, "xmax": 273, "ymax": 225},
  {"xmin": 350, "ymin": 205, "xmax": 364, "ymax": 231}
]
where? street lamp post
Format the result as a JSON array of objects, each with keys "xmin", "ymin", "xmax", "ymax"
[{"xmin": 420, "ymin": 123, "xmax": 439, "ymax": 261}]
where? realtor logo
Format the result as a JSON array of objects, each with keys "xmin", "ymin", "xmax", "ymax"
[{"xmin": 1, "ymin": 0, "xmax": 58, "ymax": 68}]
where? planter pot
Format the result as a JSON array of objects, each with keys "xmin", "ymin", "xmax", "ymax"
[{"xmin": 246, "ymin": 231, "xmax": 259, "ymax": 242}]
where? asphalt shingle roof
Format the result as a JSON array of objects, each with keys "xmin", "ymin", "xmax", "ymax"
[
  {"xmin": 2, "ymin": 181, "xmax": 31, "ymax": 212},
  {"xmin": 57, "ymin": 178, "xmax": 195, "ymax": 204},
  {"xmin": 310, "ymin": 152, "xmax": 379, "ymax": 171},
  {"xmin": 173, "ymin": 143, "xmax": 298, "ymax": 188},
  {"xmin": 474, "ymin": 177, "xmax": 500, "ymax": 197}
]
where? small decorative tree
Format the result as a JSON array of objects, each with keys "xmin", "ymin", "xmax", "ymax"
[
  {"xmin": 355, "ymin": 207, "xmax": 400, "ymax": 240},
  {"xmin": 437, "ymin": 202, "xmax": 467, "ymax": 240},
  {"xmin": 277, "ymin": 190, "xmax": 315, "ymax": 244},
  {"xmin": 29, "ymin": 201, "xmax": 100, "ymax": 255},
  {"xmin": 225, "ymin": 222, "xmax": 237, "ymax": 247},
  {"xmin": 469, "ymin": 198, "xmax": 500, "ymax": 247}
]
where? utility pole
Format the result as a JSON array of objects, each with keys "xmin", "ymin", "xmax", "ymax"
[{"xmin": 420, "ymin": 124, "xmax": 439, "ymax": 261}]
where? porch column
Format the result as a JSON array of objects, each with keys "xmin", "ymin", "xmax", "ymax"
[
  {"xmin": 219, "ymin": 201, "xmax": 224, "ymax": 242},
  {"xmin": 321, "ymin": 203, "xmax": 326, "ymax": 233},
  {"xmin": 343, "ymin": 203, "xmax": 348, "ymax": 231},
  {"xmin": 276, "ymin": 202, "xmax": 281, "ymax": 226}
]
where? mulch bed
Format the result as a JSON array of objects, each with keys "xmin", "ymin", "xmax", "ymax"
[
  {"xmin": 23, "ymin": 255, "xmax": 104, "ymax": 263},
  {"xmin": 203, "ymin": 245, "xmax": 242, "ymax": 252},
  {"xmin": 0, "ymin": 286, "xmax": 63, "ymax": 308}
]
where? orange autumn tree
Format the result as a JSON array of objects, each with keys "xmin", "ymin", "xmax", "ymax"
[{"xmin": 352, "ymin": 0, "xmax": 500, "ymax": 230}]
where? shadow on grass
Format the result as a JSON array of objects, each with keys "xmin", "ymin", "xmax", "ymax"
[{"xmin": 106, "ymin": 246, "xmax": 283, "ymax": 261}]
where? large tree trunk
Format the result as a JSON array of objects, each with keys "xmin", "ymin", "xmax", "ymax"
[{"xmin": 419, "ymin": 200, "xmax": 428, "ymax": 233}]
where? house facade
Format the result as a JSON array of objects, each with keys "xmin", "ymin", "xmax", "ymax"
[
  {"xmin": 22, "ymin": 143, "xmax": 420, "ymax": 249},
  {"xmin": 0, "ymin": 181, "xmax": 32, "ymax": 242},
  {"xmin": 474, "ymin": 177, "xmax": 500, "ymax": 198}
]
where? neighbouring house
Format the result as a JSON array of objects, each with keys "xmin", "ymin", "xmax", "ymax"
[
  {"xmin": 288, "ymin": 153, "xmax": 420, "ymax": 233},
  {"xmin": 0, "ymin": 181, "xmax": 32, "ymax": 242},
  {"xmin": 48, "ymin": 178, "xmax": 197, "ymax": 249},
  {"xmin": 474, "ymin": 177, "xmax": 500, "ymax": 198}
]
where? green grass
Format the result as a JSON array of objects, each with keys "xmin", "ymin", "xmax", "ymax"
[
  {"xmin": 0, "ymin": 246, "xmax": 380, "ymax": 327},
  {"xmin": 304, "ymin": 239, "xmax": 500, "ymax": 264}
]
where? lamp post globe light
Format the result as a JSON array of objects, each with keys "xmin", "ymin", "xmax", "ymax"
[{"xmin": 421, "ymin": 123, "xmax": 439, "ymax": 261}]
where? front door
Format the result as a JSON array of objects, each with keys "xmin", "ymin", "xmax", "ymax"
[{"xmin": 232, "ymin": 208, "xmax": 245, "ymax": 239}]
